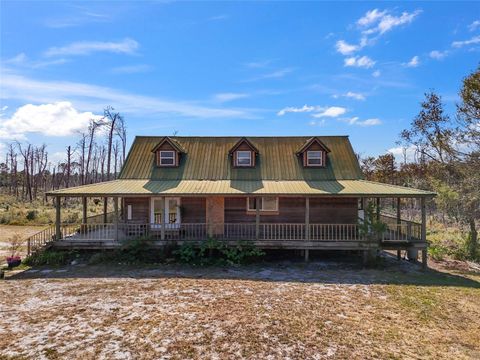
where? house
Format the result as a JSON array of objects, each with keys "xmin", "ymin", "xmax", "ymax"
[{"xmin": 44, "ymin": 136, "xmax": 435, "ymax": 266}]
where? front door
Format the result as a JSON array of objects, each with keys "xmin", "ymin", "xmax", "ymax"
[{"xmin": 150, "ymin": 197, "xmax": 181, "ymax": 229}]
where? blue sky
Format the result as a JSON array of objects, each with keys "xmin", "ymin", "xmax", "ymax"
[{"xmin": 1, "ymin": 1, "xmax": 479, "ymax": 164}]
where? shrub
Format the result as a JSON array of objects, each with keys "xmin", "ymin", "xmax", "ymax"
[
  {"xmin": 88, "ymin": 237, "xmax": 165, "ymax": 264},
  {"xmin": 23, "ymin": 250, "xmax": 75, "ymax": 266},
  {"xmin": 173, "ymin": 238, "xmax": 265, "ymax": 265},
  {"xmin": 26, "ymin": 210, "xmax": 37, "ymax": 221}
]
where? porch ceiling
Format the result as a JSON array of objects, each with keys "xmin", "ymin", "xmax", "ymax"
[{"xmin": 46, "ymin": 179, "xmax": 436, "ymax": 198}]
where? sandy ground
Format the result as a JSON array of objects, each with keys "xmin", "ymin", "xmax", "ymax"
[
  {"xmin": 0, "ymin": 225, "xmax": 47, "ymax": 261},
  {"xmin": 1, "ymin": 256, "xmax": 479, "ymax": 360}
]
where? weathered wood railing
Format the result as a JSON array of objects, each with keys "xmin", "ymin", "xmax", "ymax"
[
  {"xmin": 27, "ymin": 219, "xmax": 425, "ymax": 253},
  {"xmin": 380, "ymin": 214, "xmax": 422, "ymax": 242}
]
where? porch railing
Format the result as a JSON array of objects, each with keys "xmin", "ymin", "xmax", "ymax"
[{"xmin": 27, "ymin": 220, "xmax": 424, "ymax": 253}]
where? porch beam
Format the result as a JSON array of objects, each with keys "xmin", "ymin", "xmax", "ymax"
[
  {"xmin": 305, "ymin": 197, "xmax": 310, "ymax": 241},
  {"xmin": 55, "ymin": 196, "xmax": 61, "ymax": 240},
  {"xmin": 161, "ymin": 197, "xmax": 165, "ymax": 240},
  {"xmin": 376, "ymin": 197, "xmax": 380, "ymax": 221},
  {"xmin": 421, "ymin": 197, "xmax": 427, "ymax": 270},
  {"xmin": 255, "ymin": 197, "xmax": 260, "ymax": 241},
  {"xmin": 82, "ymin": 197, "xmax": 87, "ymax": 224},
  {"xmin": 396, "ymin": 197, "xmax": 401, "ymax": 260},
  {"xmin": 103, "ymin": 197, "xmax": 108, "ymax": 223},
  {"xmin": 114, "ymin": 197, "xmax": 119, "ymax": 241}
]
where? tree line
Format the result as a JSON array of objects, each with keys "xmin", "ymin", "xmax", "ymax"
[
  {"xmin": 0, "ymin": 107, "xmax": 127, "ymax": 202},
  {"xmin": 359, "ymin": 66, "xmax": 479, "ymax": 259}
]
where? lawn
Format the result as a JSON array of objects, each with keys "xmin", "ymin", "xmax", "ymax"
[{"xmin": 1, "ymin": 256, "xmax": 479, "ymax": 359}]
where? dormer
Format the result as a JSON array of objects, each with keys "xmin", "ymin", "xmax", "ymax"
[
  {"xmin": 151, "ymin": 137, "xmax": 186, "ymax": 167},
  {"xmin": 228, "ymin": 137, "xmax": 259, "ymax": 168},
  {"xmin": 295, "ymin": 137, "xmax": 331, "ymax": 168}
]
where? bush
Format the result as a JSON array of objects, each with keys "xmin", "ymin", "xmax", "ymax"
[
  {"xmin": 173, "ymin": 238, "xmax": 265, "ymax": 265},
  {"xmin": 26, "ymin": 210, "xmax": 37, "ymax": 221},
  {"xmin": 89, "ymin": 237, "xmax": 165, "ymax": 265},
  {"xmin": 23, "ymin": 250, "xmax": 76, "ymax": 266}
]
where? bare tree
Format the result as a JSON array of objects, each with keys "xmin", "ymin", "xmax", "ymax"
[{"xmin": 103, "ymin": 107, "xmax": 122, "ymax": 181}]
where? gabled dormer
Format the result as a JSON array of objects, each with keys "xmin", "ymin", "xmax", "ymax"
[
  {"xmin": 228, "ymin": 137, "xmax": 259, "ymax": 168},
  {"xmin": 151, "ymin": 137, "xmax": 186, "ymax": 167},
  {"xmin": 295, "ymin": 137, "xmax": 331, "ymax": 168}
]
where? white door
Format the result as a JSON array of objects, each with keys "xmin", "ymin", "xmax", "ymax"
[{"xmin": 150, "ymin": 197, "xmax": 181, "ymax": 229}]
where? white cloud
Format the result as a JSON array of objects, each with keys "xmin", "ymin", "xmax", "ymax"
[
  {"xmin": 468, "ymin": 20, "xmax": 480, "ymax": 32},
  {"xmin": 277, "ymin": 105, "xmax": 317, "ymax": 116},
  {"xmin": 243, "ymin": 67, "xmax": 294, "ymax": 82},
  {"xmin": 357, "ymin": 9, "xmax": 387, "ymax": 27},
  {"xmin": 213, "ymin": 92, "xmax": 250, "ymax": 102},
  {"xmin": 244, "ymin": 60, "xmax": 272, "ymax": 68},
  {"xmin": 343, "ymin": 91, "xmax": 366, "ymax": 100},
  {"xmin": 0, "ymin": 73, "xmax": 254, "ymax": 119},
  {"xmin": 359, "ymin": 9, "xmax": 422, "ymax": 35},
  {"xmin": 44, "ymin": 38, "xmax": 139, "ymax": 57},
  {"xmin": 3, "ymin": 53, "xmax": 68, "ymax": 69},
  {"xmin": 372, "ymin": 70, "xmax": 381, "ymax": 77},
  {"xmin": 387, "ymin": 145, "xmax": 417, "ymax": 163},
  {"xmin": 344, "ymin": 56, "xmax": 376, "ymax": 68},
  {"xmin": 111, "ymin": 64, "xmax": 152, "ymax": 74},
  {"xmin": 336, "ymin": 40, "xmax": 360, "ymax": 55},
  {"xmin": 404, "ymin": 55, "xmax": 420, "ymax": 67},
  {"xmin": 429, "ymin": 50, "xmax": 448, "ymax": 59},
  {"xmin": 277, "ymin": 105, "xmax": 347, "ymax": 118},
  {"xmin": 346, "ymin": 116, "xmax": 382, "ymax": 126},
  {"xmin": 0, "ymin": 102, "xmax": 101, "ymax": 140},
  {"xmin": 335, "ymin": 37, "xmax": 368, "ymax": 55},
  {"xmin": 312, "ymin": 106, "xmax": 347, "ymax": 118},
  {"xmin": 208, "ymin": 14, "xmax": 229, "ymax": 21},
  {"xmin": 451, "ymin": 35, "xmax": 480, "ymax": 48}
]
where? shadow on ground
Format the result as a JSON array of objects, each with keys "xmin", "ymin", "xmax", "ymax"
[{"xmin": 6, "ymin": 251, "xmax": 480, "ymax": 289}]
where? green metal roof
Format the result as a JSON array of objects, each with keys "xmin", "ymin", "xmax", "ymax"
[
  {"xmin": 47, "ymin": 179, "xmax": 436, "ymax": 197},
  {"xmin": 118, "ymin": 136, "xmax": 363, "ymax": 181}
]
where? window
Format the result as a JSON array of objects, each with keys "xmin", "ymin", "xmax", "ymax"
[
  {"xmin": 236, "ymin": 151, "xmax": 252, "ymax": 167},
  {"xmin": 127, "ymin": 205, "xmax": 132, "ymax": 220},
  {"xmin": 159, "ymin": 151, "xmax": 175, "ymax": 166},
  {"xmin": 247, "ymin": 197, "xmax": 279, "ymax": 212},
  {"xmin": 307, "ymin": 151, "xmax": 322, "ymax": 166}
]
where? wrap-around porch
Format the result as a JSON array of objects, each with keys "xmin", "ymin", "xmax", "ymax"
[{"xmin": 29, "ymin": 194, "xmax": 428, "ymax": 266}]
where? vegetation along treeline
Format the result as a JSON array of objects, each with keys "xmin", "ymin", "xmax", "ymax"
[
  {"xmin": 0, "ymin": 107, "xmax": 127, "ymax": 223},
  {"xmin": 0, "ymin": 67, "xmax": 479, "ymax": 262},
  {"xmin": 359, "ymin": 66, "xmax": 479, "ymax": 261}
]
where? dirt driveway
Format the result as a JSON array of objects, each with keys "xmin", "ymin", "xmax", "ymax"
[{"xmin": 1, "ymin": 257, "xmax": 479, "ymax": 359}]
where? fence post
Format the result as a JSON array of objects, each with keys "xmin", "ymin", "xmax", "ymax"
[{"xmin": 27, "ymin": 238, "xmax": 31, "ymax": 256}]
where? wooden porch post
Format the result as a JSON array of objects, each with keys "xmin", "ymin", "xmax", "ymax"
[
  {"xmin": 160, "ymin": 197, "xmax": 165, "ymax": 240},
  {"xmin": 396, "ymin": 197, "xmax": 401, "ymax": 260},
  {"xmin": 114, "ymin": 197, "xmax": 119, "ymax": 241},
  {"xmin": 82, "ymin": 197, "xmax": 87, "ymax": 224},
  {"xmin": 305, "ymin": 197, "xmax": 310, "ymax": 241},
  {"xmin": 255, "ymin": 197, "xmax": 260, "ymax": 241},
  {"xmin": 55, "ymin": 196, "xmax": 61, "ymax": 240},
  {"xmin": 376, "ymin": 197, "xmax": 380, "ymax": 221},
  {"xmin": 103, "ymin": 197, "xmax": 108, "ymax": 223},
  {"xmin": 421, "ymin": 197, "xmax": 427, "ymax": 270},
  {"xmin": 304, "ymin": 197, "xmax": 310, "ymax": 262}
]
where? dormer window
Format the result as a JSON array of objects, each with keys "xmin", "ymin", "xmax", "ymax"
[
  {"xmin": 296, "ymin": 137, "xmax": 331, "ymax": 168},
  {"xmin": 236, "ymin": 151, "xmax": 252, "ymax": 167},
  {"xmin": 229, "ymin": 137, "xmax": 259, "ymax": 168},
  {"xmin": 159, "ymin": 151, "xmax": 175, "ymax": 166},
  {"xmin": 152, "ymin": 136, "xmax": 186, "ymax": 168},
  {"xmin": 307, "ymin": 151, "xmax": 323, "ymax": 166}
]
